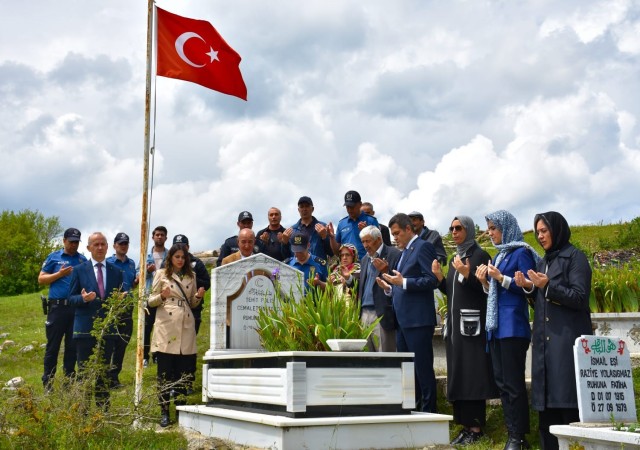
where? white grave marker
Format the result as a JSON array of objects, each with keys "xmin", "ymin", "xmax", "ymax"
[
  {"xmin": 574, "ymin": 335, "xmax": 637, "ymax": 423},
  {"xmin": 207, "ymin": 254, "xmax": 303, "ymax": 355}
]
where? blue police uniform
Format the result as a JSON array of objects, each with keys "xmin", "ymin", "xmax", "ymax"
[
  {"xmin": 335, "ymin": 212, "xmax": 379, "ymax": 260},
  {"xmin": 106, "ymin": 254, "xmax": 136, "ymax": 386},
  {"xmin": 41, "ymin": 249, "xmax": 87, "ymax": 388},
  {"xmin": 287, "ymin": 217, "xmax": 333, "ymax": 260},
  {"xmin": 288, "ymin": 254, "xmax": 328, "ymax": 293}
]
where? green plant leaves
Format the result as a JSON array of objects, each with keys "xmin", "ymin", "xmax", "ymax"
[
  {"xmin": 591, "ymin": 263, "xmax": 640, "ymax": 313},
  {"xmin": 255, "ymin": 281, "xmax": 380, "ymax": 351}
]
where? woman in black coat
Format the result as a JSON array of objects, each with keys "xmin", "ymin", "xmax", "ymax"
[
  {"xmin": 514, "ymin": 211, "xmax": 592, "ymax": 450},
  {"xmin": 433, "ymin": 216, "xmax": 498, "ymax": 446}
]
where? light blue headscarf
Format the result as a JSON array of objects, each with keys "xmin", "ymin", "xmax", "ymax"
[{"xmin": 485, "ymin": 210, "xmax": 541, "ymax": 331}]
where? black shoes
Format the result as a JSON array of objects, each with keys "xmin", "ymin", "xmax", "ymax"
[
  {"xmin": 451, "ymin": 429, "xmax": 468, "ymax": 445},
  {"xmin": 452, "ymin": 429, "xmax": 484, "ymax": 446},
  {"xmin": 160, "ymin": 410, "xmax": 170, "ymax": 428},
  {"xmin": 504, "ymin": 435, "xmax": 531, "ymax": 450}
]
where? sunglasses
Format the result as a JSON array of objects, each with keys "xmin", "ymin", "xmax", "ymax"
[{"xmin": 449, "ymin": 225, "xmax": 464, "ymax": 232}]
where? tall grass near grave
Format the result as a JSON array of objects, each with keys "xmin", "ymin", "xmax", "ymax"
[
  {"xmin": 0, "ymin": 291, "xmax": 192, "ymax": 449},
  {"xmin": 590, "ymin": 262, "xmax": 640, "ymax": 313}
]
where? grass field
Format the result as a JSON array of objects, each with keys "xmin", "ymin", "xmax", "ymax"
[{"xmin": 0, "ymin": 291, "xmax": 205, "ymax": 449}]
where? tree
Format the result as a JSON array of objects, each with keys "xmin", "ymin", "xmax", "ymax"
[{"xmin": 0, "ymin": 210, "xmax": 62, "ymax": 296}]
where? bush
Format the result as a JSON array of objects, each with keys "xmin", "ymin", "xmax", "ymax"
[
  {"xmin": 0, "ymin": 210, "xmax": 61, "ymax": 296},
  {"xmin": 618, "ymin": 216, "xmax": 640, "ymax": 248}
]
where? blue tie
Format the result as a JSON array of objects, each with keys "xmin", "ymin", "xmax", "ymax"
[{"xmin": 397, "ymin": 249, "xmax": 407, "ymax": 270}]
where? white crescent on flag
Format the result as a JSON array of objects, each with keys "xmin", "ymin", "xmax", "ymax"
[{"xmin": 175, "ymin": 32, "xmax": 206, "ymax": 68}]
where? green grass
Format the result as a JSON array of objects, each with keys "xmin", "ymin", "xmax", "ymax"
[{"xmin": 0, "ymin": 290, "xmax": 213, "ymax": 449}]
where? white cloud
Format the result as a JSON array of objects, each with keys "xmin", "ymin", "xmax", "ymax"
[
  {"xmin": 1, "ymin": 0, "xmax": 639, "ymax": 260},
  {"xmin": 539, "ymin": 0, "xmax": 630, "ymax": 43}
]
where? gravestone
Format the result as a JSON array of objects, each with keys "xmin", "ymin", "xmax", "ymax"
[
  {"xmin": 206, "ymin": 254, "xmax": 303, "ymax": 355},
  {"xmin": 574, "ymin": 335, "xmax": 637, "ymax": 423}
]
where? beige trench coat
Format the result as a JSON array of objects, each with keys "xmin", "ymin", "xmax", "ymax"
[{"xmin": 148, "ymin": 269, "xmax": 201, "ymax": 355}]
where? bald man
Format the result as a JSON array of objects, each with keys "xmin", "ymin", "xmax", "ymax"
[{"xmin": 221, "ymin": 229, "xmax": 257, "ymax": 265}]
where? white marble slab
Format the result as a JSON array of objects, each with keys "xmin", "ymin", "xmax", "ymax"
[{"xmin": 178, "ymin": 405, "xmax": 453, "ymax": 450}]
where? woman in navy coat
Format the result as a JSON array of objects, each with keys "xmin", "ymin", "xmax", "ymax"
[
  {"xmin": 514, "ymin": 211, "xmax": 592, "ymax": 450},
  {"xmin": 476, "ymin": 210, "xmax": 540, "ymax": 450}
]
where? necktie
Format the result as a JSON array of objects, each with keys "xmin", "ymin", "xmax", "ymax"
[
  {"xmin": 397, "ymin": 249, "xmax": 406, "ymax": 270},
  {"xmin": 96, "ymin": 262, "xmax": 105, "ymax": 299}
]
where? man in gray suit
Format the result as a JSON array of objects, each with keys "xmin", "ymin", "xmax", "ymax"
[{"xmin": 357, "ymin": 225, "xmax": 401, "ymax": 352}]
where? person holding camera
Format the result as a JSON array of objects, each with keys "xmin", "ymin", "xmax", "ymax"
[{"xmin": 432, "ymin": 216, "xmax": 497, "ymax": 446}]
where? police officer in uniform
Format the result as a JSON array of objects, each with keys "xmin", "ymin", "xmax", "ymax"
[
  {"xmin": 286, "ymin": 231, "xmax": 328, "ymax": 293},
  {"xmin": 106, "ymin": 232, "xmax": 138, "ymax": 388},
  {"xmin": 38, "ymin": 227, "xmax": 88, "ymax": 391}
]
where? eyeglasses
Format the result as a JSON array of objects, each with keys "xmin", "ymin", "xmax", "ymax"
[{"xmin": 449, "ymin": 225, "xmax": 464, "ymax": 232}]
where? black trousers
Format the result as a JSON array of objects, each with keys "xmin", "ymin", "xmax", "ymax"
[
  {"xmin": 193, "ymin": 304, "xmax": 203, "ymax": 335},
  {"xmin": 156, "ymin": 352, "xmax": 193, "ymax": 407},
  {"xmin": 397, "ymin": 325, "xmax": 437, "ymax": 413},
  {"xmin": 143, "ymin": 306, "xmax": 157, "ymax": 360},
  {"xmin": 107, "ymin": 334, "xmax": 131, "ymax": 385},
  {"xmin": 76, "ymin": 337, "xmax": 115, "ymax": 408},
  {"xmin": 538, "ymin": 407, "xmax": 580, "ymax": 450},
  {"xmin": 490, "ymin": 337, "xmax": 530, "ymax": 436},
  {"xmin": 42, "ymin": 304, "xmax": 76, "ymax": 387},
  {"xmin": 452, "ymin": 399, "xmax": 486, "ymax": 427}
]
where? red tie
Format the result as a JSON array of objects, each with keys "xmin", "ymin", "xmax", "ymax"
[{"xmin": 96, "ymin": 262, "xmax": 105, "ymax": 299}]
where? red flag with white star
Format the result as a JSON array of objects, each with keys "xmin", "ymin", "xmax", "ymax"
[{"xmin": 156, "ymin": 7, "xmax": 247, "ymax": 100}]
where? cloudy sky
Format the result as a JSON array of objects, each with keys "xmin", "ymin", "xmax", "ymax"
[{"xmin": 2, "ymin": 0, "xmax": 639, "ymax": 260}]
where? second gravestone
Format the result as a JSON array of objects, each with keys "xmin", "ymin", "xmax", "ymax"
[
  {"xmin": 207, "ymin": 254, "xmax": 303, "ymax": 354},
  {"xmin": 573, "ymin": 335, "xmax": 637, "ymax": 423}
]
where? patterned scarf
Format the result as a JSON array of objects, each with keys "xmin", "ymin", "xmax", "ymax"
[{"xmin": 485, "ymin": 210, "xmax": 541, "ymax": 331}]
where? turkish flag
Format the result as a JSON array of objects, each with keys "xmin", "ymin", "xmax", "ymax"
[{"xmin": 156, "ymin": 7, "xmax": 247, "ymax": 100}]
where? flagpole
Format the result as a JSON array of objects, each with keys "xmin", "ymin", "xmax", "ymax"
[{"xmin": 134, "ymin": 0, "xmax": 154, "ymax": 408}]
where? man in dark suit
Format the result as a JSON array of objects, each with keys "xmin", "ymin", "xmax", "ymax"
[
  {"xmin": 408, "ymin": 211, "xmax": 448, "ymax": 265},
  {"xmin": 378, "ymin": 213, "xmax": 439, "ymax": 413},
  {"xmin": 357, "ymin": 225, "xmax": 401, "ymax": 352},
  {"xmin": 68, "ymin": 232, "xmax": 126, "ymax": 409}
]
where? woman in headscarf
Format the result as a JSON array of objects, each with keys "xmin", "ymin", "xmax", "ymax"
[
  {"xmin": 514, "ymin": 212, "xmax": 592, "ymax": 450},
  {"xmin": 149, "ymin": 243, "xmax": 205, "ymax": 427},
  {"xmin": 476, "ymin": 210, "xmax": 540, "ymax": 450},
  {"xmin": 432, "ymin": 216, "xmax": 498, "ymax": 446},
  {"xmin": 328, "ymin": 243, "xmax": 360, "ymax": 301}
]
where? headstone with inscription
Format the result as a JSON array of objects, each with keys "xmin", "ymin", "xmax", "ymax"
[
  {"xmin": 574, "ymin": 335, "xmax": 637, "ymax": 423},
  {"xmin": 206, "ymin": 254, "xmax": 303, "ymax": 355}
]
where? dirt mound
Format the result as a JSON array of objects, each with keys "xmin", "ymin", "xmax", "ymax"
[{"xmin": 593, "ymin": 249, "xmax": 640, "ymax": 267}]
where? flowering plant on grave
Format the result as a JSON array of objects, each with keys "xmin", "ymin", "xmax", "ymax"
[{"xmin": 255, "ymin": 272, "xmax": 379, "ymax": 352}]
